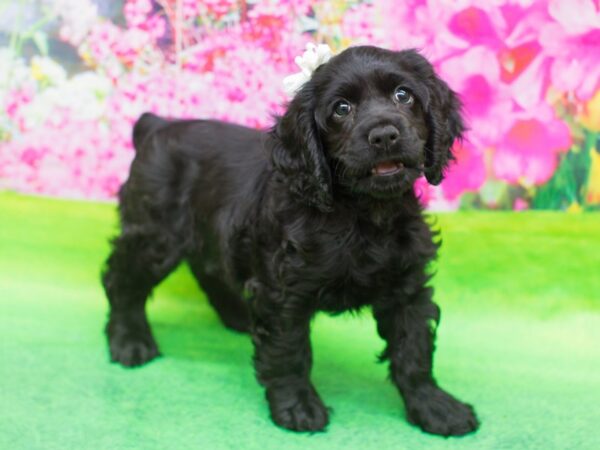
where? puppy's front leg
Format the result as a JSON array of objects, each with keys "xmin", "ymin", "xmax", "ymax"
[
  {"xmin": 373, "ymin": 286, "xmax": 479, "ymax": 436},
  {"xmin": 250, "ymin": 289, "xmax": 329, "ymax": 432}
]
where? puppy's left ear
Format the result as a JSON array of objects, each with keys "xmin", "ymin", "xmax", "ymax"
[
  {"xmin": 417, "ymin": 55, "xmax": 465, "ymax": 185},
  {"xmin": 272, "ymin": 82, "xmax": 333, "ymax": 212}
]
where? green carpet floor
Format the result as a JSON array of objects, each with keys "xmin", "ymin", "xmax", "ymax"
[{"xmin": 1, "ymin": 193, "xmax": 599, "ymax": 450}]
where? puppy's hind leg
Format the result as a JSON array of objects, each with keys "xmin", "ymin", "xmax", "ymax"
[
  {"xmin": 102, "ymin": 227, "xmax": 183, "ymax": 367},
  {"xmin": 187, "ymin": 255, "xmax": 250, "ymax": 333},
  {"xmin": 102, "ymin": 182, "xmax": 187, "ymax": 367}
]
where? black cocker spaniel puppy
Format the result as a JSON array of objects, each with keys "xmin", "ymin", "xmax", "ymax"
[{"xmin": 102, "ymin": 45, "xmax": 479, "ymax": 436}]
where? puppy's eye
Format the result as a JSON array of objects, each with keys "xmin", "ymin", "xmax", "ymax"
[
  {"xmin": 394, "ymin": 87, "xmax": 414, "ymax": 105},
  {"xmin": 333, "ymin": 100, "xmax": 352, "ymax": 118}
]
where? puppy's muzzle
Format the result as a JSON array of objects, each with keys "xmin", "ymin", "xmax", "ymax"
[{"xmin": 368, "ymin": 125, "xmax": 400, "ymax": 151}]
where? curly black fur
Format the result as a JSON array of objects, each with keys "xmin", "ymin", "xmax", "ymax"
[{"xmin": 102, "ymin": 46, "xmax": 478, "ymax": 436}]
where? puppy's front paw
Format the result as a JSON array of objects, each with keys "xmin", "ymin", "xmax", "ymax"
[
  {"xmin": 107, "ymin": 319, "xmax": 160, "ymax": 367},
  {"xmin": 405, "ymin": 386, "xmax": 479, "ymax": 436},
  {"xmin": 267, "ymin": 385, "xmax": 329, "ymax": 432}
]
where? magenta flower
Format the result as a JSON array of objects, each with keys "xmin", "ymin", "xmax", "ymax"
[
  {"xmin": 86, "ymin": 22, "xmax": 121, "ymax": 63},
  {"xmin": 513, "ymin": 198, "xmax": 529, "ymax": 210},
  {"xmin": 438, "ymin": 46, "xmax": 515, "ymax": 148},
  {"xmin": 445, "ymin": 1, "xmax": 553, "ymax": 110},
  {"xmin": 124, "ymin": 0, "xmax": 153, "ymax": 28},
  {"xmin": 5, "ymin": 86, "xmax": 34, "ymax": 130},
  {"xmin": 447, "ymin": 5, "xmax": 500, "ymax": 47},
  {"xmin": 1, "ymin": 0, "xmax": 595, "ymax": 208},
  {"xmin": 441, "ymin": 140, "xmax": 487, "ymax": 201},
  {"xmin": 413, "ymin": 177, "xmax": 433, "ymax": 206},
  {"xmin": 341, "ymin": 3, "xmax": 384, "ymax": 45},
  {"xmin": 376, "ymin": 0, "xmax": 428, "ymax": 48},
  {"xmin": 540, "ymin": 0, "xmax": 600, "ymax": 99},
  {"xmin": 493, "ymin": 115, "xmax": 572, "ymax": 186},
  {"xmin": 202, "ymin": 0, "xmax": 238, "ymax": 19}
]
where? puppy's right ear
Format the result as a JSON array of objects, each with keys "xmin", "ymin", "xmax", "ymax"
[{"xmin": 271, "ymin": 83, "xmax": 334, "ymax": 212}]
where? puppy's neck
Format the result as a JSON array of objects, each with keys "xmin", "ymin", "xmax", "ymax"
[{"xmin": 332, "ymin": 187, "xmax": 423, "ymax": 228}]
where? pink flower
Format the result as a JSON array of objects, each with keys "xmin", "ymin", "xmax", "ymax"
[
  {"xmin": 438, "ymin": 46, "xmax": 515, "ymax": 148},
  {"xmin": 493, "ymin": 115, "xmax": 572, "ymax": 185},
  {"xmin": 5, "ymin": 86, "xmax": 34, "ymax": 130},
  {"xmin": 448, "ymin": 2, "xmax": 552, "ymax": 110},
  {"xmin": 540, "ymin": 0, "xmax": 600, "ymax": 99},
  {"xmin": 113, "ymin": 27, "xmax": 153, "ymax": 66},
  {"xmin": 20, "ymin": 147, "xmax": 46, "ymax": 168},
  {"xmin": 513, "ymin": 198, "xmax": 529, "ymax": 210},
  {"xmin": 447, "ymin": 6, "xmax": 500, "ymax": 47},
  {"xmin": 441, "ymin": 140, "xmax": 487, "ymax": 201},
  {"xmin": 124, "ymin": 0, "xmax": 153, "ymax": 28},
  {"xmin": 377, "ymin": 0, "xmax": 446, "ymax": 59},
  {"xmin": 341, "ymin": 3, "xmax": 384, "ymax": 45},
  {"xmin": 203, "ymin": 0, "xmax": 237, "ymax": 19},
  {"xmin": 87, "ymin": 22, "xmax": 121, "ymax": 63},
  {"xmin": 414, "ymin": 177, "xmax": 433, "ymax": 206},
  {"xmin": 498, "ymin": 40, "xmax": 552, "ymax": 110},
  {"xmin": 3, "ymin": 0, "xmax": 595, "ymax": 206}
]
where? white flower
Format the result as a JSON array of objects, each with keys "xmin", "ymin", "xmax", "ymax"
[
  {"xmin": 31, "ymin": 56, "xmax": 67, "ymax": 85},
  {"xmin": 0, "ymin": 49, "xmax": 31, "ymax": 90},
  {"xmin": 20, "ymin": 71, "xmax": 112, "ymax": 127},
  {"xmin": 283, "ymin": 43, "xmax": 333, "ymax": 98},
  {"xmin": 47, "ymin": 0, "xmax": 98, "ymax": 45}
]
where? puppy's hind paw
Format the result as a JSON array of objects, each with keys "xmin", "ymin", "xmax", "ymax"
[
  {"xmin": 267, "ymin": 385, "xmax": 330, "ymax": 432},
  {"xmin": 405, "ymin": 386, "xmax": 479, "ymax": 437}
]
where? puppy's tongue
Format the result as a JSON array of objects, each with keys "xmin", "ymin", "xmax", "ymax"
[{"xmin": 373, "ymin": 161, "xmax": 403, "ymax": 176}]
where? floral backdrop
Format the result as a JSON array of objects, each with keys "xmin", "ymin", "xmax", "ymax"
[{"xmin": 1, "ymin": 0, "xmax": 599, "ymax": 210}]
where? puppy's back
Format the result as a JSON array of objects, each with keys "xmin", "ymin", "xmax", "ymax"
[
  {"xmin": 127, "ymin": 113, "xmax": 270, "ymax": 233},
  {"xmin": 132, "ymin": 113, "xmax": 267, "ymax": 163}
]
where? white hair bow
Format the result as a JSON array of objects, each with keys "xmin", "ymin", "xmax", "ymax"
[{"xmin": 283, "ymin": 43, "xmax": 333, "ymax": 98}]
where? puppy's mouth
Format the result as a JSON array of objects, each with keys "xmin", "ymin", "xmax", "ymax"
[
  {"xmin": 336, "ymin": 157, "xmax": 423, "ymax": 197},
  {"xmin": 371, "ymin": 160, "xmax": 404, "ymax": 177}
]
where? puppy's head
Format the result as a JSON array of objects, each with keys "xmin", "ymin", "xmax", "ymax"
[{"xmin": 272, "ymin": 46, "xmax": 464, "ymax": 210}]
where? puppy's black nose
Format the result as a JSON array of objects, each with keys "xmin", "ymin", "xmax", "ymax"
[{"xmin": 368, "ymin": 125, "xmax": 400, "ymax": 150}]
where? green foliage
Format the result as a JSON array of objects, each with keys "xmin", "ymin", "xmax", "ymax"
[{"xmin": 533, "ymin": 131, "xmax": 598, "ymax": 210}]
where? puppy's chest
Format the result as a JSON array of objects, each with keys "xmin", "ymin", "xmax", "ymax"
[
  {"xmin": 286, "ymin": 227, "xmax": 417, "ymax": 312},
  {"xmin": 330, "ymin": 239, "xmax": 395, "ymax": 306}
]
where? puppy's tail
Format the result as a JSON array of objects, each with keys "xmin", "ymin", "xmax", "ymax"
[{"xmin": 132, "ymin": 112, "xmax": 169, "ymax": 151}]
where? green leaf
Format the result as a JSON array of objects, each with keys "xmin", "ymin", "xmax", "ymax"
[
  {"xmin": 531, "ymin": 130, "xmax": 600, "ymax": 209},
  {"xmin": 32, "ymin": 30, "xmax": 48, "ymax": 56}
]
